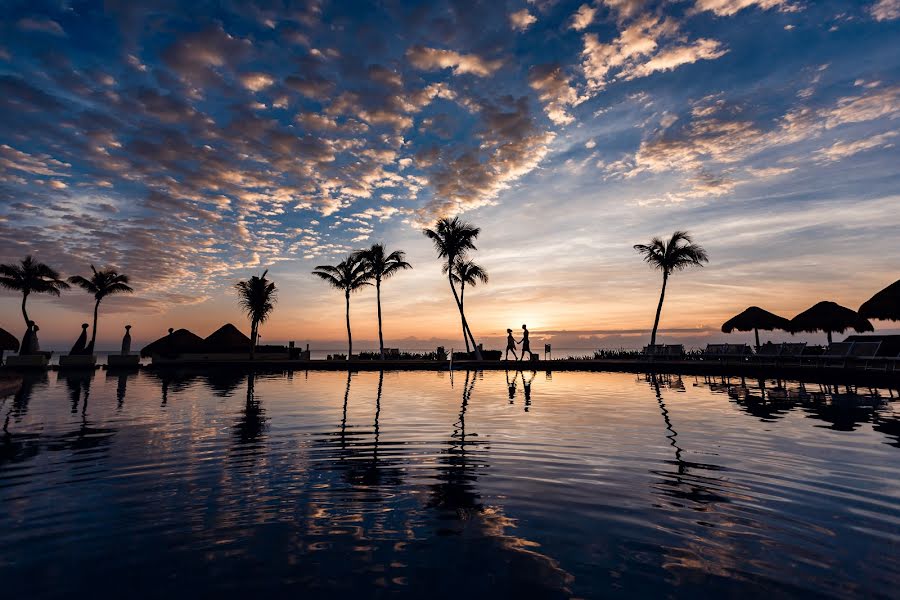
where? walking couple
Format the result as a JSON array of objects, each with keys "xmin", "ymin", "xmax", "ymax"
[{"xmin": 505, "ymin": 324, "xmax": 534, "ymax": 361}]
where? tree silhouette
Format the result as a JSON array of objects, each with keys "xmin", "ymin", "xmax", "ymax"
[
  {"xmin": 0, "ymin": 255, "xmax": 69, "ymax": 327},
  {"xmin": 451, "ymin": 257, "xmax": 488, "ymax": 353},
  {"xmin": 312, "ymin": 254, "xmax": 371, "ymax": 360},
  {"xmin": 423, "ymin": 217, "xmax": 482, "ymax": 359},
  {"xmin": 354, "ymin": 243, "xmax": 412, "ymax": 359},
  {"xmin": 68, "ymin": 265, "xmax": 133, "ymax": 353},
  {"xmin": 634, "ymin": 231, "xmax": 708, "ymax": 348},
  {"xmin": 234, "ymin": 270, "xmax": 277, "ymax": 359}
]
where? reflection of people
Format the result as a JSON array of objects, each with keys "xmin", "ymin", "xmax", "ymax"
[
  {"xmin": 506, "ymin": 369, "xmax": 516, "ymax": 402},
  {"xmin": 70, "ymin": 323, "xmax": 89, "ymax": 355},
  {"xmin": 121, "ymin": 325, "xmax": 132, "ymax": 356},
  {"xmin": 522, "ymin": 370, "xmax": 535, "ymax": 410},
  {"xmin": 518, "ymin": 324, "xmax": 534, "ymax": 361},
  {"xmin": 505, "ymin": 329, "xmax": 518, "ymax": 361}
]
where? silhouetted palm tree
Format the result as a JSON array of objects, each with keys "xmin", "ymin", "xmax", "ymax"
[
  {"xmin": 234, "ymin": 270, "xmax": 277, "ymax": 360},
  {"xmin": 634, "ymin": 231, "xmax": 709, "ymax": 348},
  {"xmin": 68, "ymin": 265, "xmax": 133, "ymax": 353},
  {"xmin": 355, "ymin": 243, "xmax": 412, "ymax": 359},
  {"xmin": 451, "ymin": 258, "xmax": 489, "ymax": 353},
  {"xmin": 312, "ymin": 254, "xmax": 371, "ymax": 359},
  {"xmin": 0, "ymin": 255, "xmax": 69, "ymax": 327},
  {"xmin": 423, "ymin": 217, "xmax": 482, "ymax": 359}
]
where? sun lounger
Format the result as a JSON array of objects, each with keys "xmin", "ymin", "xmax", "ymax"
[
  {"xmin": 663, "ymin": 344, "xmax": 684, "ymax": 359},
  {"xmin": 702, "ymin": 344, "xmax": 728, "ymax": 361},
  {"xmin": 108, "ymin": 354, "xmax": 141, "ymax": 368},
  {"xmin": 821, "ymin": 342, "xmax": 854, "ymax": 368},
  {"xmin": 753, "ymin": 342, "xmax": 782, "ymax": 365},
  {"xmin": 59, "ymin": 354, "xmax": 97, "ymax": 368},
  {"xmin": 642, "ymin": 345, "xmax": 665, "ymax": 359},
  {"xmin": 5, "ymin": 354, "xmax": 50, "ymax": 368},
  {"xmin": 847, "ymin": 341, "xmax": 881, "ymax": 370}
]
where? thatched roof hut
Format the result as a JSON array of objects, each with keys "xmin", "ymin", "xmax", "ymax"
[
  {"xmin": 203, "ymin": 323, "xmax": 251, "ymax": 353},
  {"xmin": 790, "ymin": 301, "xmax": 874, "ymax": 344},
  {"xmin": 721, "ymin": 306, "xmax": 791, "ymax": 349},
  {"xmin": 0, "ymin": 327, "xmax": 20, "ymax": 353},
  {"xmin": 140, "ymin": 329, "xmax": 204, "ymax": 357},
  {"xmin": 859, "ymin": 279, "xmax": 900, "ymax": 322}
]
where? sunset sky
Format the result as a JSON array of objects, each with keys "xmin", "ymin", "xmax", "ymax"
[{"xmin": 1, "ymin": 0, "xmax": 898, "ymax": 350}]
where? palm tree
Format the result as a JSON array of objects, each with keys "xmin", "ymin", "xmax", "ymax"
[
  {"xmin": 234, "ymin": 270, "xmax": 277, "ymax": 360},
  {"xmin": 312, "ymin": 254, "xmax": 371, "ymax": 360},
  {"xmin": 0, "ymin": 255, "xmax": 70, "ymax": 327},
  {"xmin": 450, "ymin": 258, "xmax": 489, "ymax": 353},
  {"xmin": 423, "ymin": 217, "xmax": 482, "ymax": 359},
  {"xmin": 354, "ymin": 243, "xmax": 412, "ymax": 359},
  {"xmin": 634, "ymin": 231, "xmax": 709, "ymax": 348},
  {"xmin": 68, "ymin": 265, "xmax": 134, "ymax": 353}
]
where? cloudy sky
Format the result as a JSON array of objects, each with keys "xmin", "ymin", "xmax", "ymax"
[{"xmin": 1, "ymin": 0, "xmax": 899, "ymax": 350}]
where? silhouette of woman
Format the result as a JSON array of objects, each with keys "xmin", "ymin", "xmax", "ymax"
[
  {"xmin": 506, "ymin": 369, "xmax": 517, "ymax": 402},
  {"xmin": 20, "ymin": 321, "xmax": 35, "ymax": 355},
  {"xmin": 30, "ymin": 324, "xmax": 41, "ymax": 353},
  {"xmin": 505, "ymin": 328, "xmax": 518, "ymax": 361},
  {"xmin": 70, "ymin": 323, "xmax": 88, "ymax": 356},
  {"xmin": 518, "ymin": 324, "xmax": 533, "ymax": 361}
]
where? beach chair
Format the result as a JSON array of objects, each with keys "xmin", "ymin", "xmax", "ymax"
[
  {"xmin": 779, "ymin": 342, "xmax": 807, "ymax": 365},
  {"xmin": 702, "ymin": 344, "xmax": 727, "ymax": 362},
  {"xmin": 664, "ymin": 344, "xmax": 684, "ymax": 360},
  {"xmin": 754, "ymin": 342, "xmax": 782, "ymax": 366},
  {"xmin": 847, "ymin": 341, "xmax": 881, "ymax": 370},
  {"xmin": 642, "ymin": 345, "xmax": 665, "ymax": 359},
  {"xmin": 821, "ymin": 342, "xmax": 854, "ymax": 368}
]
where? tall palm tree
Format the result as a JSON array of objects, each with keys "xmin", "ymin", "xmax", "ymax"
[
  {"xmin": 312, "ymin": 254, "xmax": 371, "ymax": 360},
  {"xmin": 423, "ymin": 217, "xmax": 482, "ymax": 359},
  {"xmin": 634, "ymin": 231, "xmax": 709, "ymax": 348},
  {"xmin": 450, "ymin": 257, "xmax": 489, "ymax": 353},
  {"xmin": 234, "ymin": 270, "xmax": 277, "ymax": 359},
  {"xmin": 354, "ymin": 243, "xmax": 412, "ymax": 359},
  {"xmin": 0, "ymin": 255, "xmax": 70, "ymax": 327},
  {"xmin": 68, "ymin": 265, "xmax": 134, "ymax": 353}
]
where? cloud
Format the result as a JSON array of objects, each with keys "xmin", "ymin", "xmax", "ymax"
[
  {"xmin": 161, "ymin": 25, "xmax": 252, "ymax": 85},
  {"xmin": 406, "ymin": 46, "xmax": 503, "ymax": 77},
  {"xmin": 813, "ymin": 131, "xmax": 898, "ymax": 162},
  {"xmin": 239, "ymin": 72, "xmax": 275, "ymax": 91},
  {"xmin": 622, "ymin": 38, "xmax": 727, "ymax": 80},
  {"xmin": 822, "ymin": 86, "xmax": 900, "ymax": 128},
  {"xmin": 510, "ymin": 9, "xmax": 538, "ymax": 31},
  {"xmin": 0, "ymin": 145, "xmax": 71, "ymax": 176},
  {"xmin": 869, "ymin": 0, "xmax": 900, "ymax": 20},
  {"xmin": 528, "ymin": 63, "xmax": 586, "ymax": 125},
  {"xmin": 16, "ymin": 18, "xmax": 66, "ymax": 36},
  {"xmin": 692, "ymin": 0, "xmax": 798, "ymax": 17},
  {"xmin": 570, "ymin": 4, "xmax": 597, "ymax": 30}
]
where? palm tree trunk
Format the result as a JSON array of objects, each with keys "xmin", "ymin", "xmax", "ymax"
[
  {"xmin": 21, "ymin": 292, "xmax": 29, "ymax": 327},
  {"xmin": 345, "ymin": 291, "xmax": 352, "ymax": 360},
  {"xmin": 90, "ymin": 299, "xmax": 100, "ymax": 350},
  {"xmin": 650, "ymin": 272, "xmax": 668, "ymax": 348},
  {"xmin": 459, "ymin": 281, "xmax": 470, "ymax": 353},
  {"xmin": 447, "ymin": 272, "xmax": 480, "ymax": 359},
  {"xmin": 754, "ymin": 328, "xmax": 761, "ymax": 351},
  {"xmin": 250, "ymin": 319, "xmax": 257, "ymax": 360},
  {"xmin": 376, "ymin": 278, "xmax": 384, "ymax": 359},
  {"xmin": 827, "ymin": 330, "xmax": 833, "ymax": 345}
]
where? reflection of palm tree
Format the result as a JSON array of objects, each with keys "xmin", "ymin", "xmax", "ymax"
[
  {"xmin": 355, "ymin": 244, "xmax": 412, "ymax": 359},
  {"xmin": 450, "ymin": 258, "xmax": 488, "ymax": 354},
  {"xmin": 634, "ymin": 231, "xmax": 708, "ymax": 348},
  {"xmin": 233, "ymin": 373, "xmax": 267, "ymax": 446},
  {"xmin": 0, "ymin": 255, "xmax": 70, "ymax": 328},
  {"xmin": 312, "ymin": 255, "xmax": 371, "ymax": 359},
  {"xmin": 651, "ymin": 374, "xmax": 683, "ymax": 466},
  {"xmin": 423, "ymin": 217, "xmax": 482, "ymax": 359},
  {"xmin": 67, "ymin": 265, "xmax": 133, "ymax": 353},
  {"xmin": 234, "ymin": 270, "xmax": 277, "ymax": 360}
]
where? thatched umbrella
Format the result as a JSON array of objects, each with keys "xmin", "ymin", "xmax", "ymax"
[
  {"xmin": 790, "ymin": 301, "xmax": 874, "ymax": 345},
  {"xmin": 203, "ymin": 323, "xmax": 251, "ymax": 353},
  {"xmin": 721, "ymin": 306, "xmax": 791, "ymax": 350},
  {"xmin": 859, "ymin": 279, "xmax": 900, "ymax": 322},
  {"xmin": 140, "ymin": 328, "xmax": 204, "ymax": 358}
]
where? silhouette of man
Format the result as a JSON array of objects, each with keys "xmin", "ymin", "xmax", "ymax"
[
  {"xmin": 522, "ymin": 370, "xmax": 535, "ymax": 410},
  {"xmin": 70, "ymin": 323, "xmax": 88, "ymax": 356},
  {"xmin": 121, "ymin": 325, "xmax": 132, "ymax": 356},
  {"xmin": 518, "ymin": 324, "xmax": 534, "ymax": 361},
  {"xmin": 505, "ymin": 328, "xmax": 518, "ymax": 361},
  {"xmin": 20, "ymin": 321, "xmax": 35, "ymax": 355}
]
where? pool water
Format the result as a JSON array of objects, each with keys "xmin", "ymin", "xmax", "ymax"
[{"xmin": 2, "ymin": 369, "xmax": 899, "ymax": 598}]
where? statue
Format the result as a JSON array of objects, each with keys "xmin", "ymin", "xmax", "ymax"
[
  {"xmin": 121, "ymin": 325, "xmax": 132, "ymax": 356},
  {"xmin": 30, "ymin": 323, "xmax": 41, "ymax": 353},
  {"xmin": 20, "ymin": 321, "xmax": 35, "ymax": 355},
  {"xmin": 70, "ymin": 323, "xmax": 89, "ymax": 355}
]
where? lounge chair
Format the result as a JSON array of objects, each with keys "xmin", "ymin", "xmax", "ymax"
[
  {"xmin": 779, "ymin": 342, "xmax": 807, "ymax": 366},
  {"xmin": 5, "ymin": 353, "xmax": 51, "ymax": 368},
  {"xmin": 702, "ymin": 344, "xmax": 728, "ymax": 361},
  {"xmin": 663, "ymin": 344, "xmax": 685, "ymax": 359},
  {"xmin": 821, "ymin": 342, "xmax": 854, "ymax": 368},
  {"xmin": 753, "ymin": 342, "xmax": 782, "ymax": 366},
  {"xmin": 724, "ymin": 344, "xmax": 752, "ymax": 362},
  {"xmin": 59, "ymin": 354, "xmax": 97, "ymax": 368},
  {"xmin": 642, "ymin": 345, "xmax": 665, "ymax": 359}
]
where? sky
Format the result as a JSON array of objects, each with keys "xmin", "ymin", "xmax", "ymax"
[{"xmin": 0, "ymin": 0, "xmax": 899, "ymax": 351}]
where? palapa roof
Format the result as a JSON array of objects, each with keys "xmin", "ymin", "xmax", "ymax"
[
  {"xmin": 140, "ymin": 328, "xmax": 204, "ymax": 357},
  {"xmin": 0, "ymin": 327, "xmax": 19, "ymax": 352},
  {"xmin": 203, "ymin": 323, "xmax": 251, "ymax": 353},
  {"xmin": 859, "ymin": 279, "xmax": 900, "ymax": 322},
  {"xmin": 790, "ymin": 301, "xmax": 874, "ymax": 334},
  {"xmin": 721, "ymin": 306, "xmax": 791, "ymax": 333}
]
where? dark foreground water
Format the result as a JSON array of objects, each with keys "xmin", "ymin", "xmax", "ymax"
[{"xmin": 2, "ymin": 369, "xmax": 899, "ymax": 599}]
